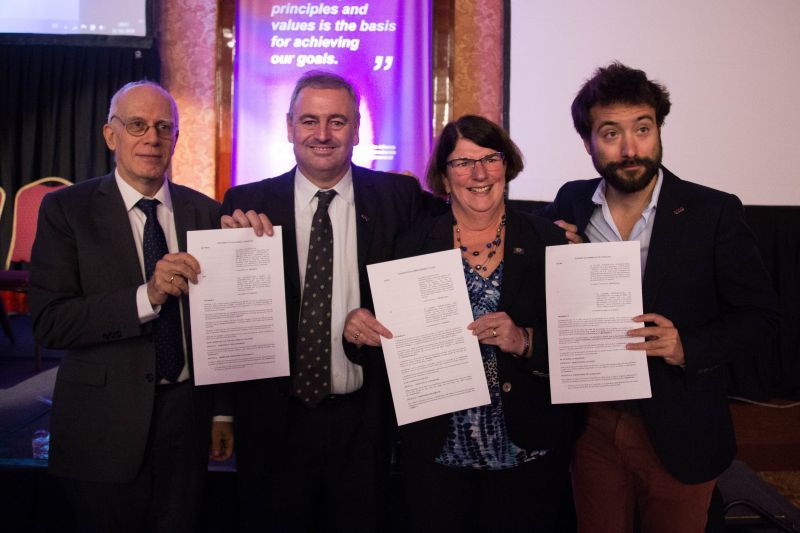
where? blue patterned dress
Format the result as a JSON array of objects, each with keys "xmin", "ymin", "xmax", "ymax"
[{"xmin": 435, "ymin": 259, "xmax": 548, "ymax": 470}]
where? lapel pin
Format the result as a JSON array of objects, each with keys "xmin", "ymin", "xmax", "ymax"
[
  {"xmin": 673, "ymin": 207, "xmax": 685, "ymax": 215},
  {"xmin": 360, "ymin": 213, "xmax": 369, "ymax": 222},
  {"xmin": 513, "ymin": 247, "xmax": 525, "ymax": 255}
]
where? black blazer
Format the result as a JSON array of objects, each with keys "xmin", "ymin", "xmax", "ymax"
[
  {"xmin": 220, "ymin": 165, "xmax": 446, "ymax": 476},
  {"xmin": 29, "ymin": 174, "xmax": 222, "ymax": 483},
  {"xmin": 394, "ymin": 207, "xmax": 582, "ymax": 461},
  {"xmin": 540, "ymin": 168, "xmax": 779, "ymax": 483}
]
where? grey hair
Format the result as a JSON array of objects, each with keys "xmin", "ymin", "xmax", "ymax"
[
  {"xmin": 107, "ymin": 80, "xmax": 179, "ymax": 129},
  {"xmin": 287, "ymin": 70, "xmax": 360, "ymax": 121}
]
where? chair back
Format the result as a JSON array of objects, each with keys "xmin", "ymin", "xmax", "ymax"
[
  {"xmin": 6, "ymin": 177, "xmax": 72, "ymax": 268},
  {"xmin": 0, "ymin": 187, "xmax": 6, "ymax": 221}
]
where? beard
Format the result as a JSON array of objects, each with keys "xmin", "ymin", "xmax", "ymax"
[{"xmin": 592, "ymin": 141, "xmax": 662, "ymax": 194}]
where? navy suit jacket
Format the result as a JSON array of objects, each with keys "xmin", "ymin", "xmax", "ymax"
[
  {"xmin": 30, "ymin": 173, "xmax": 222, "ymax": 483},
  {"xmin": 394, "ymin": 208, "xmax": 582, "ymax": 461},
  {"xmin": 220, "ymin": 165, "xmax": 446, "ymax": 476},
  {"xmin": 540, "ymin": 168, "xmax": 779, "ymax": 483}
]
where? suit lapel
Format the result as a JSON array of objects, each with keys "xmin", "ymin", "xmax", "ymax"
[
  {"xmin": 352, "ymin": 166, "xmax": 376, "ymax": 268},
  {"xmin": 498, "ymin": 210, "xmax": 530, "ymax": 312},
  {"xmin": 574, "ymin": 179, "xmax": 601, "ymax": 233},
  {"xmin": 271, "ymin": 172, "xmax": 301, "ymax": 304},
  {"xmin": 169, "ymin": 181, "xmax": 196, "ymax": 252},
  {"xmin": 93, "ymin": 174, "xmax": 143, "ymax": 286},
  {"xmin": 165, "ymin": 181, "xmax": 198, "ymax": 365},
  {"xmin": 423, "ymin": 213, "xmax": 454, "ymax": 253},
  {"xmin": 642, "ymin": 169, "xmax": 688, "ymax": 309}
]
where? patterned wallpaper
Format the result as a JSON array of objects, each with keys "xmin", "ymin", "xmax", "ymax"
[
  {"xmin": 453, "ymin": 0, "xmax": 504, "ymax": 124},
  {"xmin": 159, "ymin": 0, "xmax": 218, "ymax": 198}
]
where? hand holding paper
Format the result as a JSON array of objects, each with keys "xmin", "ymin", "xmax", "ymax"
[
  {"xmin": 467, "ymin": 312, "xmax": 528, "ymax": 357},
  {"xmin": 627, "ymin": 313, "xmax": 685, "ymax": 366},
  {"xmin": 187, "ymin": 227, "xmax": 290, "ymax": 385},
  {"xmin": 545, "ymin": 241, "xmax": 651, "ymax": 403},
  {"xmin": 367, "ymin": 249, "xmax": 490, "ymax": 425},
  {"xmin": 343, "ymin": 307, "xmax": 393, "ymax": 347}
]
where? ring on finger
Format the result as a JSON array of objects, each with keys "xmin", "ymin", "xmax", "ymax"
[
  {"xmin": 168, "ymin": 274, "xmax": 176, "ymax": 284},
  {"xmin": 353, "ymin": 331, "xmax": 361, "ymax": 343},
  {"xmin": 492, "ymin": 328, "xmax": 497, "ymax": 337}
]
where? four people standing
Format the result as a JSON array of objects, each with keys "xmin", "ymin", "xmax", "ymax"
[{"xmin": 26, "ymin": 64, "xmax": 778, "ymax": 532}]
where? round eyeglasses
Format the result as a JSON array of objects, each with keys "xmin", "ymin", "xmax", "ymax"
[{"xmin": 110, "ymin": 115, "xmax": 177, "ymax": 140}]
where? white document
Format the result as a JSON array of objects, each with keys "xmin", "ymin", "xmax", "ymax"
[
  {"xmin": 187, "ymin": 227, "xmax": 290, "ymax": 385},
  {"xmin": 367, "ymin": 249, "xmax": 491, "ymax": 425},
  {"xmin": 546, "ymin": 241, "xmax": 651, "ymax": 403}
]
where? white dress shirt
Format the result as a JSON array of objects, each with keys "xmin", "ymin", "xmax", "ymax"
[
  {"xmin": 294, "ymin": 168, "xmax": 363, "ymax": 394},
  {"xmin": 585, "ymin": 170, "xmax": 664, "ymax": 275},
  {"xmin": 115, "ymin": 172, "xmax": 190, "ymax": 383}
]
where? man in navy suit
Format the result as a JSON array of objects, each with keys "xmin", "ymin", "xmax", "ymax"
[
  {"xmin": 541, "ymin": 63, "xmax": 779, "ymax": 532},
  {"xmin": 30, "ymin": 81, "xmax": 233, "ymax": 532},
  {"xmin": 221, "ymin": 71, "xmax": 444, "ymax": 532}
]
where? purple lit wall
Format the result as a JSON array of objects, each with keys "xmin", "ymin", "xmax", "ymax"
[{"xmin": 233, "ymin": 1, "xmax": 433, "ymax": 185}]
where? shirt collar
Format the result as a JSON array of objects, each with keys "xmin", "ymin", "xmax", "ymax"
[
  {"xmin": 294, "ymin": 166, "xmax": 355, "ymax": 207},
  {"xmin": 115, "ymin": 171, "xmax": 173, "ymax": 213}
]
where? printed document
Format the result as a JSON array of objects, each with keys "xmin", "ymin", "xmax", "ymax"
[
  {"xmin": 367, "ymin": 249, "xmax": 491, "ymax": 425},
  {"xmin": 546, "ymin": 241, "xmax": 651, "ymax": 403},
  {"xmin": 188, "ymin": 228, "xmax": 290, "ymax": 385}
]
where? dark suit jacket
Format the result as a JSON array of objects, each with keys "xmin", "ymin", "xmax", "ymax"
[
  {"xmin": 29, "ymin": 173, "xmax": 221, "ymax": 483},
  {"xmin": 220, "ymin": 165, "xmax": 446, "ymax": 476},
  {"xmin": 540, "ymin": 168, "xmax": 779, "ymax": 483},
  {"xmin": 394, "ymin": 207, "xmax": 581, "ymax": 461}
]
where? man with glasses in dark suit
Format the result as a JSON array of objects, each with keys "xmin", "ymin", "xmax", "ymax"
[{"xmin": 30, "ymin": 81, "xmax": 232, "ymax": 532}]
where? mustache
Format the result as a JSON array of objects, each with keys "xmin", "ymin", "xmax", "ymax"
[{"xmin": 605, "ymin": 157, "xmax": 657, "ymax": 172}]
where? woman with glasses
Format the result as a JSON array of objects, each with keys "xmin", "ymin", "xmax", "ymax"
[{"xmin": 394, "ymin": 115, "xmax": 580, "ymax": 531}]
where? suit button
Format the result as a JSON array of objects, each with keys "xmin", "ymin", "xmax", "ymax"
[
  {"xmin": 502, "ymin": 382, "xmax": 512, "ymax": 393},
  {"xmin": 145, "ymin": 373, "xmax": 155, "ymax": 382}
]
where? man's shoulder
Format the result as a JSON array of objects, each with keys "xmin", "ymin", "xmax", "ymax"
[
  {"xmin": 662, "ymin": 169, "xmax": 739, "ymax": 207},
  {"xmin": 40, "ymin": 174, "xmax": 112, "ymax": 206},
  {"xmin": 170, "ymin": 181, "xmax": 220, "ymax": 210},
  {"xmin": 224, "ymin": 170, "xmax": 294, "ymax": 197},
  {"xmin": 554, "ymin": 177, "xmax": 602, "ymax": 199},
  {"xmin": 353, "ymin": 165, "xmax": 421, "ymax": 188},
  {"xmin": 508, "ymin": 207, "xmax": 568, "ymax": 246},
  {"xmin": 538, "ymin": 177, "xmax": 601, "ymax": 222},
  {"xmin": 352, "ymin": 165, "xmax": 448, "ymax": 218}
]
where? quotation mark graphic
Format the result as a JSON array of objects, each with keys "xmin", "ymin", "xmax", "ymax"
[{"xmin": 373, "ymin": 56, "xmax": 394, "ymax": 71}]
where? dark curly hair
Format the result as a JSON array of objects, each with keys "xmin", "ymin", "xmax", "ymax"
[{"xmin": 572, "ymin": 62, "xmax": 671, "ymax": 140}]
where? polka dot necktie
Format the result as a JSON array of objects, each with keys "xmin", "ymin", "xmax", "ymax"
[
  {"xmin": 293, "ymin": 190, "xmax": 337, "ymax": 407},
  {"xmin": 136, "ymin": 199, "xmax": 184, "ymax": 383}
]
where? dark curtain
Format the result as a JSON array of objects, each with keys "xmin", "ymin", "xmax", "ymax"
[
  {"xmin": 0, "ymin": 43, "xmax": 159, "ymax": 261},
  {"xmin": 735, "ymin": 206, "xmax": 800, "ymax": 399}
]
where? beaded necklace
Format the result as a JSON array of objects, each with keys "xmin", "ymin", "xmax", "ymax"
[{"xmin": 454, "ymin": 214, "xmax": 506, "ymax": 275}]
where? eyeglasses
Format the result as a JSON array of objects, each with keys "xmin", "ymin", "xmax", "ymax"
[
  {"xmin": 110, "ymin": 115, "xmax": 177, "ymax": 140},
  {"xmin": 446, "ymin": 152, "xmax": 505, "ymax": 175}
]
